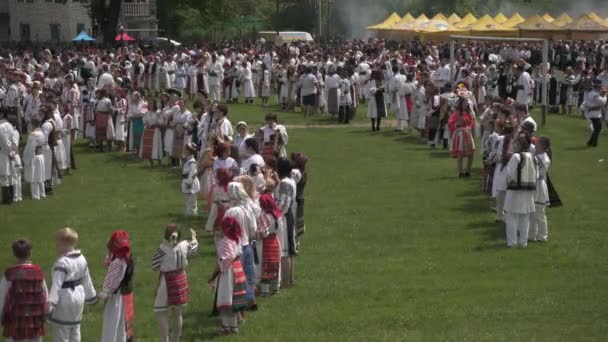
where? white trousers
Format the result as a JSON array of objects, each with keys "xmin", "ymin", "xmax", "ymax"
[
  {"xmin": 209, "ymin": 85, "xmax": 221, "ymax": 102},
  {"xmin": 529, "ymin": 205, "xmax": 548, "ymax": 241},
  {"xmin": 505, "ymin": 212, "xmax": 530, "ymax": 247},
  {"xmin": 53, "ymin": 325, "xmax": 81, "ymax": 342},
  {"xmin": 495, "ymin": 191, "xmax": 506, "ymax": 221},
  {"xmin": 11, "ymin": 173, "xmax": 21, "ymax": 201},
  {"xmin": 183, "ymin": 193, "xmax": 198, "ymax": 216},
  {"xmin": 31, "ymin": 182, "xmax": 45, "ymax": 200}
]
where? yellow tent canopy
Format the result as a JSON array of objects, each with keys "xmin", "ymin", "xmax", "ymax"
[
  {"xmin": 587, "ymin": 12, "xmax": 604, "ymax": 24},
  {"xmin": 448, "ymin": 13, "xmax": 462, "ymax": 24},
  {"xmin": 432, "ymin": 13, "xmax": 447, "ymax": 21},
  {"xmin": 367, "ymin": 12, "xmax": 402, "ymax": 30},
  {"xmin": 542, "ymin": 13, "xmax": 554, "ymax": 22},
  {"xmin": 553, "ymin": 13, "xmax": 573, "ymax": 27},
  {"xmin": 494, "ymin": 13, "xmax": 508, "ymax": 24},
  {"xmin": 457, "ymin": 13, "xmax": 478, "ymax": 28},
  {"xmin": 517, "ymin": 15, "xmax": 560, "ymax": 30},
  {"xmin": 466, "ymin": 14, "xmax": 516, "ymax": 31},
  {"xmin": 415, "ymin": 19, "xmax": 468, "ymax": 33},
  {"xmin": 398, "ymin": 12, "xmax": 416, "ymax": 24},
  {"xmin": 416, "ymin": 14, "xmax": 429, "ymax": 21},
  {"xmin": 563, "ymin": 14, "xmax": 608, "ymax": 31},
  {"xmin": 503, "ymin": 13, "xmax": 526, "ymax": 27}
]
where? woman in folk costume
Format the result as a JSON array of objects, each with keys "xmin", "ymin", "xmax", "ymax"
[
  {"xmin": 209, "ymin": 216, "xmax": 248, "ymax": 336},
  {"xmin": 23, "ymin": 119, "xmax": 47, "ymax": 200},
  {"xmin": 212, "ymin": 142, "xmax": 239, "ymax": 179},
  {"xmin": 260, "ymin": 64, "xmax": 272, "ymax": 107},
  {"xmin": 113, "ymin": 87, "xmax": 129, "ymax": 152},
  {"xmin": 99, "ymin": 230, "xmax": 135, "ymax": 342},
  {"xmin": 205, "ymin": 168, "xmax": 233, "ymax": 242},
  {"xmin": 316, "ymin": 68, "xmax": 327, "ymax": 114},
  {"xmin": 278, "ymin": 65, "xmax": 289, "ymax": 110},
  {"xmin": 492, "ymin": 122, "xmax": 515, "ymax": 222},
  {"xmin": 163, "ymin": 92, "xmax": 181, "ymax": 162},
  {"xmin": 411, "ymin": 79, "xmax": 426, "ymax": 132},
  {"xmin": 224, "ymin": 182, "xmax": 258, "ymax": 309},
  {"xmin": 144, "ymin": 57, "xmax": 154, "ymax": 95},
  {"xmin": 425, "ymin": 83, "xmax": 441, "ymax": 147},
  {"xmin": 504, "ymin": 133, "xmax": 538, "ymax": 248},
  {"xmin": 256, "ymin": 113, "xmax": 288, "ymax": 161},
  {"xmin": 82, "ymin": 79, "xmax": 96, "ymax": 144},
  {"xmin": 257, "ymin": 193, "xmax": 285, "ymax": 295},
  {"xmin": 325, "ymin": 67, "xmax": 341, "ymax": 116},
  {"xmin": 62, "ymin": 76, "xmax": 80, "ymax": 148},
  {"xmin": 529, "ymin": 136, "xmax": 551, "ymax": 242},
  {"xmin": 60, "ymin": 104, "xmax": 73, "ymax": 172},
  {"xmin": 241, "ymin": 61, "xmax": 256, "ymax": 104},
  {"xmin": 197, "ymin": 148, "xmax": 215, "ymax": 202},
  {"xmin": 275, "ymin": 158, "xmax": 297, "ymax": 287},
  {"xmin": 182, "ymin": 144, "xmax": 200, "ymax": 217},
  {"xmin": 170, "ymin": 98, "xmax": 192, "ymax": 168},
  {"xmin": 127, "ymin": 92, "xmax": 147, "ymax": 154},
  {"xmin": 290, "ymin": 152, "xmax": 308, "ymax": 250},
  {"xmin": 448, "ymin": 95, "xmax": 476, "ymax": 178},
  {"xmin": 50, "ymin": 99, "xmax": 67, "ymax": 176},
  {"xmin": 140, "ymin": 99, "xmax": 164, "ymax": 167},
  {"xmin": 152, "ymin": 225, "xmax": 199, "ymax": 342},
  {"xmin": 367, "ymin": 70, "xmax": 387, "ymax": 132},
  {"xmin": 186, "ymin": 59, "xmax": 198, "ymax": 99},
  {"xmin": 174, "ymin": 60, "xmax": 188, "ymax": 95},
  {"xmin": 159, "ymin": 58, "xmax": 171, "ymax": 92},
  {"xmin": 94, "ymin": 88, "xmax": 115, "ymax": 152}
]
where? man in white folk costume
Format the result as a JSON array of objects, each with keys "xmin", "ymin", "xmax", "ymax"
[
  {"xmin": 182, "ymin": 143, "xmax": 200, "ymax": 216},
  {"xmin": 208, "ymin": 55, "xmax": 224, "ymax": 102},
  {"xmin": 23, "ymin": 118, "xmax": 47, "ymax": 200},
  {"xmin": 389, "ymin": 66, "xmax": 407, "ymax": 132},
  {"xmin": 0, "ymin": 110, "xmax": 15, "ymax": 204}
]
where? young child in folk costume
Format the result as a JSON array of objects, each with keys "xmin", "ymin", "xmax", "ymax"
[
  {"xmin": 257, "ymin": 194, "xmax": 285, "ymax": 296},
  {"xmin": 99, "ymin": 230, "xmax": 135, "ymax": 342},
  {"xmin": 209, "ymin": 217, "xmax": 248, "ymax": 336},
  {"xmin": 48, "ymin": 228, "xmax": 97, "ymax": 342},
  {"xmin": 140, "ymin": 100, "xmax": 164, "ymax": 167},
  {"xmin": 23, "ymin": 119, "xmax": 47, "ymax": 200},
  {"xmin": 275, "ymin": 158, "xmax": 297, "ymax": 287},
  {"xmin": 529, "ymin": 136, "xmax": 552, "ymax": 242},
  {"xmin": 212, "ymin": 142, "xmax": 239, "ymax": 178},
  {"xmin": 0, "ymin": 239, "xmax": 48, "ymax": 342},
  {"xmin": 205, "ymin": 168, "xmax": 233, "ymax": 243},
  {"xmin": 152, "ymin": 225, "xmax": 199, "ymax": 342},
  {"xmin": 224, "ymin": 182, "xmax": 258, "ymax": 310},
  {"xmin": 448, "ymin": 96, "xmax": 476, "ymax": 178},
  {"xmin": 504, "ymin": 133, "xmax": 538, "ymax": 248},
  {"xmin": 182, "ymin": 143, "xmax": 200, "ymax": 217}
]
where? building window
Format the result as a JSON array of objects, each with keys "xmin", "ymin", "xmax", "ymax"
[
  {"xmin": 20, "ymin": 24, "xmax": 31, "ymax": 42},
  {"xmin": 50, "ymin": 24, "xmax": 60, "ymax": 42},
  {"xmin": 77, "ymin": 23, "xmax": 85, "ymax": 33},
  {"xmin": 26, "ymin": 0, "xmax": 34, "ymax": 3}
]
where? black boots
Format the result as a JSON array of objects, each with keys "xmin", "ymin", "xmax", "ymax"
[{"xmin": 1, "ymin": 186, "xmax": 13, "ymax": 205}]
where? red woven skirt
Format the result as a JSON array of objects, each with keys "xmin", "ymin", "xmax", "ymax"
[
  {"xmin": 141, "ymin": 127, "xmax": 155, "ymax": 159},
  {"xmin": 261, "ymin": 143, "xmax": 276, "ymax": 161},
  {"xmin": 261, "ymin": 234, "xmax": 281, "ymax": 284},
  {"xmin": 163, "ymin": 269, "xmax": 189, "ymax": 306},
  {"xmin": 231, "ymin": 260, "xmax": 248, "ymax": 312},
  {"xmin": 123, "ymin": 292, "xmax": 135, "ymax": 340},
  {"xmin": 95, "ymin": 111, "xmax": 109, "ymax": 143}
]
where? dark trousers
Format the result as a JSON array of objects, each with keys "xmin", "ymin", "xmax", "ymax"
[
  {"xmin": 338, "ymin": 105, "xmax": 351, "ymax": 123},
  {"xmin": 371, "ymin": 118, "xmax": 382, "ymax": 131},
  {"xmin": 588, "ymin": 117, "xmax": 603, "ymax": 147}
]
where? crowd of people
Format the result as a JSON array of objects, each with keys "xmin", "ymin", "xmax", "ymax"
[{"xmin": 1, "ymin": 36, "xmax": 605, "ymax": 341}]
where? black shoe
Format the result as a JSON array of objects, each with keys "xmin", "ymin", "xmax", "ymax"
[{"xmin": 464, "ymin": 173, "xmax": 471, "ymax": 178}]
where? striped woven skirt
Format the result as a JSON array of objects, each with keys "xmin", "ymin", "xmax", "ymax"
[
  {"xmin": 231, "ymin": 259, "xmax": 249, "ymax": 312},
  {"xmin": 261, "ymin": 143, "xmax": 276, "ymax": 161},
  {"xmin": 163, "ymin": 269, "xmax": 189, "ymax": 306},
  {"xmin": 261, "ymin": 234, "xmax": 280, "ymax": 286},
  {"xmin": 95, "ymin": 111, "xmax": 109, "ymax": 143},
  {"xmin": 141, "ymin": 127, "xmax": 156, "ymax": 159}
]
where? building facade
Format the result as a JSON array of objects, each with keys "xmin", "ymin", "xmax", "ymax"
[
  {"xmin": 120, "ymin": 0, "xmax": 158, "ymax": 40},
  {"xmin": 4, "ymin": 0, "xmax": 91, "ymax": 43}
]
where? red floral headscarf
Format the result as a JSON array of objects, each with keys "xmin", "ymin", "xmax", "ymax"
[
  {"xmin": 107, "ymin": 230, "xmax": 132, "ymax": 262},
  {"xmin": 259, "ymin": 194, "xmax": 282, "ymax": 220},
  {"xmin": 221, "ymin": 216, "xmax": 242, "ymax": 243}
]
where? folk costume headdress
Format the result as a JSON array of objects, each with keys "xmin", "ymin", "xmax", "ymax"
[
  {"xmin": 221, "ymin": 216, "xmax": 242, "ymax": 243},
  {"xmin": 259, "ymin": 194, "xmax": 282, "ymax": 220},
  {"xmin": 107, "ymin": 230, "xmax": 132, "ymax": 262}
]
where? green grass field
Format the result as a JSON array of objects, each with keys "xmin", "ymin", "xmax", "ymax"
[{"xmin": 1, "ymin": 103, "xmax": 608, "ymax": 341}]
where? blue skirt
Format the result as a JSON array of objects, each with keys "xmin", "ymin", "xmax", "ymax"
[{"xmin": 241, "ymin": 244, "xmax": 256, "ymax": 302}]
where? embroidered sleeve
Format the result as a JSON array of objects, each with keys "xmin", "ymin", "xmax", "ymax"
[
  {"xmin": 100, "ymin": 259, "xmax": 127, "ymax": 298},
  {"xmin": 49, "ymin": 260, "xmax": 67, "ymax": 305},
  {"xmin": 186, "ymin": 239, "xmax": 199, "ymax": 258},
  {"xmin": 82, "ymin": 264, "xmax": 98, "ymax": 304},
  {"xmin": 151, "ymin": 248, "xmax": 166, "ymax": 271}
]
